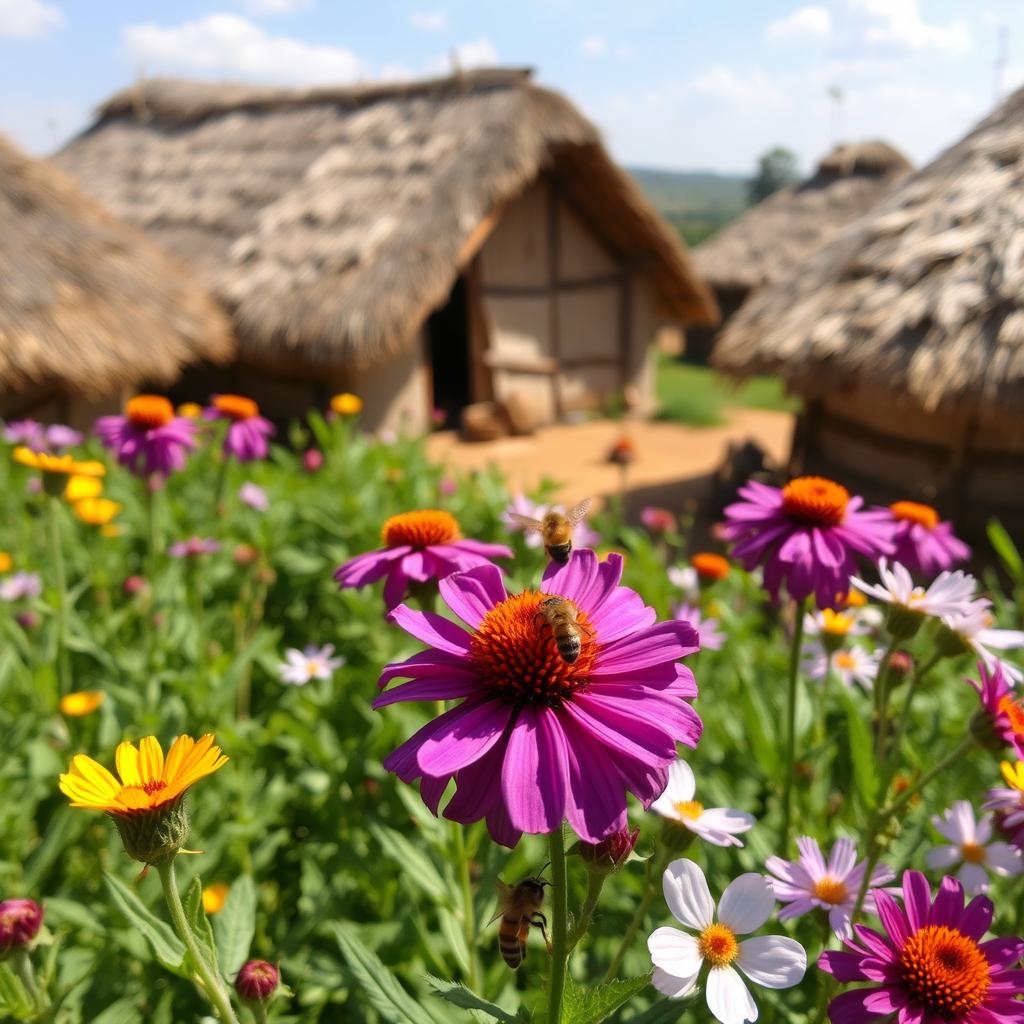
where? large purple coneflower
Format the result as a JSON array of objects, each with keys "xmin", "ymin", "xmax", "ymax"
[
  {"xmin": 889, "ymin": 501, "xmax": 971, "ymax": 577},
  {"xmin": 205, "ymin": 394, "xmax": 275, "ymax": 462},
  {"xmin": 819, "ymin": 870, "xmax": 1024, "ymax": 1023},
  {"xmin": 335, "ymin": 509, "xmax": 512, "ymax": 610},
  {"xmin": 722, "ymin": 476, "xmax": 894, "ymax": 608},
  {"xmin": 374, "ymin": 550, "xmax": 702, "ymax": 847},
  {"xmin": 95, "ymin": 395, "xmax": 196, "ymax": 477}
]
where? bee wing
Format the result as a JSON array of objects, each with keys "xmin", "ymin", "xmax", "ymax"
[
  {"xmin": 487, "ymin": 880, "xmax": 513, "ymax": 925},
  {"xmin": 566, "ymin": 499, "xmax": 592, "ymax": 524},
  {"xmin": 507, "ymin": 513, "xmax": 545, "ymax": 533}
]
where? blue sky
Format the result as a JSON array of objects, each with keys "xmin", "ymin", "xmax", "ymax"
[{"xmin": 2, "ymin": 0, "xmax": 1024, "ymax": 174}]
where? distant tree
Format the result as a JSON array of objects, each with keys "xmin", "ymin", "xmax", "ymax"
[{"xmin": 748, "ymin": 146, "xmax": 799, "ymax": 204}]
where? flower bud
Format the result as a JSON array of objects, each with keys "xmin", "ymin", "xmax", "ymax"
[
  {"xmin": 578, "ymin": 827, "xmax": 639, "ymax": 874},
  {"xmin": 887, "ymin": 650, "xmax": 914, "ymax": 681},
  {"xmin": 235, "ymin": 959, "xmax": 279, "ymax": 1004},
  {"xmin": 233, "ymin": 544, "xmax": 260, "ymax": 567},
  {"xmin": 122, "ymin": 575, "xmax": 147, "ymax": 596},
  {"xmin": 0, "ymin": 899, "xmax": 43, "ymax": 954},
  {"xmin": 303, "ymin": 449, "xmax": 323, "ymax": 473},
  {"xmin": 15, "ymin": 610, "xmax": 40, "ymax": 631}
]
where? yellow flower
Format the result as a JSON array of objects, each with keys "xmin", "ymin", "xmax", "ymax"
[
  {"xmin": 101, "ymin": 524, "xmax": 122, "ymax": 538},
  {"xmin": 59, "ymin": 691, "xmax": 105, "ymax": 717},
  {"xmin": 330, "ymin": 392, "xmax": 363, "ymax": 416},
  {"xmin": 14, "ymin": 448, "xmax": 105, "ymax": 477},
  {"xmin": 202, "ymin": 883, "xmax": 230, "ymax": 914},
  {"xmin": 1001, "ymin": 760, "xmax": 1024, "ymax": 794},
  {"xmin": 0, "ymin": 551, "xmax": 11, "ymax": 574},
  {"xmin": 74, "ymin": 497, "xmax": 122, "ymax": 526},
  {"xmin": 59, "ymin": 734, "xmax": 228, "ymax": 815},
  {"xmin": 65, "ymin": 475, "xmax": 104, "ymax": 503},
  {"xmin": 820, "ymin": 608, "xmax": 855, "ymax": 636},
  {"xmin": 177, "ymin": 402, "xmax": 203, "ymax": 419}
]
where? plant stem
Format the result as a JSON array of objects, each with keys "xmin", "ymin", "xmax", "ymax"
[
  {"xmin": 11, "ymin": 947, "xmax": 46, "ymax": 1013},
  {"xmin": 780, "ymin": 596, "xmax": 808, "ymax": 852},
  {"xmin": 546, "ymin": 827, "xmax": 569, "ymax": 1024},
  {"xmin": 567, "ymin": 871, "xmax": 606, "ymax": 952},
  {"xmin": 451, "ymin": 821, "xmax": 481, "ymax": 993},
  {"xmin": 157, "ymin": 857, "xmax": 241, "ymax": 1024},
  {"xmin": 251, "ymin": 1003, "xmax": 269, "ymax": 1024},
  {"xmin": 872, "ymin": 638, "xmax": 899, "ymax": 765},
  {"xmin": 46, "ymin": 496, "xmax": 71, "ymax": 696},
  {"xmin": 601, "ymin": 851, "xmax": 662, "ymax": 985}
]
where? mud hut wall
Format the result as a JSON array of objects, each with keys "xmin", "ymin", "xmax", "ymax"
[
  {"xmin": 347, "ymin": 331, "xmax": 430, "ymax": 435},
  {"xmin": 0, "ymin": 386, "xmax": 124, "ymax": 430}
]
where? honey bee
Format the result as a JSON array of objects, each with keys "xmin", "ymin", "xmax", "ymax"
[
  {"xmin": 491, "ymin": 876, "xmax": 550, "ymax": 969},
  {"xmin": 537, "ymin": 596, "xmax": 592, "ymax": 664},
  {"xmin": 507, "ymin": 499, "xmax": 592, "ymax": 565}
]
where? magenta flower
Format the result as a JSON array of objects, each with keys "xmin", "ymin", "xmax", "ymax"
[
  {"xmin": 819, "ymin": 870, "xmax": 1024, "ymax": 1023},
  {"xmin": 889, "ymin": 501, "xmax": 971, "ymax": 577},
  {"xmin": 168, "ymin": 537, "xmax": 220, "ymax": 558},
  {"xmin": 335, "ymin": 509, "xmax": 512, "ymax": 611},
  {"xmin": 44, "ymin": 424, "xmax": 83, "ymax": 450},
  {"xmin": 673, "ymin": 602, "xmax": 724, "ymax": 651},
  {"xmin": 969, "ymin": 661, "xmax": 1024, "ymax": 759},
  {"xmin": 0, "ymin": 899, "xmax": 43, "ymax": 951},
  {"xmin": 95, "ymin": 395, "xmax": 196, "ymax": 477},
  {"xmin": 722, "ymin": 476, "xmax": 894, "ymax": 608},
  {"xmin": 303, "ymin": 448, "xmax": 323, "ymax": 473},
  {"xmin": 205, "ymin": 394, "xmax": 275, "ymax": 462},
  {"xmin": 765, "ymin": 836, "xmax": 895, "ymax": 941},
  {"xmin": 374, "ymin": 550, "xmax": 702, "ymax": 847},
  {"xmin": 3, "ymin": 421, "xmax": 82, "ymax": 451},
  {"xmin": 641, "ymin": 506, "xmax": 677, "ymax": 534}
]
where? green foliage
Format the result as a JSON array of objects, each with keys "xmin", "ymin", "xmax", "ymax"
[{"xmin": 748, "ymin": 146, "xmax": 800, "ymax": 204}]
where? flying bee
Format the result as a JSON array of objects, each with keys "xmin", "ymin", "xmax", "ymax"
[
  {"xmin": 507, "ymin": 499, "xmax": 592, "ymax": 565},
  {"xmin": 537, "ymin": 596, "xmax": 592, "ymax": 665},
  {"xmin": 491, "ymin": 876, "xmax": 550, "ymax": 969}
]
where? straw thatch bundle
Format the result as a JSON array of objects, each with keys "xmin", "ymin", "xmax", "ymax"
[
  {"xmin": 0, "ymin": 134, "xmax": 231, "ymax": 396},
  {"xmin": 58, "ymin": 69, "xmax": 715, "ymax": 370},
  {"xmin": 694, "ymin": 140, "xmax": 912, "ymax": 295},
  {"xmin": 712, "ymin": 92, "xmax": 1024, "ymax": 416}
]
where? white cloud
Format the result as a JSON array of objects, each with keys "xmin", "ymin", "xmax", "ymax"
[
  {"xmin": 581, "ymin": 34, "xmax": 608, "ymax": 56},
  {"xmin": 237, "ymin": 0, "xmax": 311, "ymax": 14},
  {"xmin": 767, "ymin": 5, "xmax": 830, "ymax": 40},
  {"xmin": 410, "ymin": 10, "xmax": 447, "ymax": 31},
  {"xmin": 851, "ymin": 0, "xmax": 971, "ymax": 54},
  {"xmin": 123, "ymin": 14, "xmax": 364, "ymax": 85},
  {"xmin": 691, "ymin": 65, "xmax": 784, "ymax": 105},
  {"xmin": 441, "ymin": 37, "xmax": 498, "ymax": 70},
  {"xmin": 0, "ymin": 0, "xmax": 63, "ymax": 38}
]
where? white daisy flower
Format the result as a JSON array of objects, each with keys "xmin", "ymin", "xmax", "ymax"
[
  {"xmin": 802, "ymin": 642, "xmax": 880, "ymax": 690},
  {"xmin": 851, "ymin": 559, "xmax": 979, "ymax": 619},
  {"xmin": 277, "ymin": 644, "xmax": 345, "ymax": 686},
  {"xmin": 925, "ymin": 800, "xmax": 1022, "ymax": 895},
  {"xmin": 649, "ymin": 859, "xmax": 807, "ymax": 1024},
  {"xmin": 668, "ymin": 565, "xmax": 700, "ymax": 601},
  {"xmin": 650, "ymin": 760, "xmax": 755, "ymax": 847},
  {"xmin": 802, "ymin": 607, "xmax": 869, "ymax": 641},
  {"xmin": 940, "ymin": 604, "xmax": 1024, "ymax": 686}
]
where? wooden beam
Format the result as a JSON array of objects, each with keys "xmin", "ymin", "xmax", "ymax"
[
  {"xmin": 483, "ymin": 351, "xmax": 558, "ymax": 375},
  {"xmin": 466, "ymin": 257, "xmax": 494, "ymax": 402},
  {"xmin": 456, "ymin": 205, "xmax": 504, "ymax": 270},
  {"xmin": 483, "ymin": 273, "xmax": 627, "ymax": 297}
]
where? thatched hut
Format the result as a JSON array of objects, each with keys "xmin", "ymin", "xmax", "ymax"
[
  {"xmin": 712, "ymin": 87, "xmax": 1024, "ymax": 539},
  {"xmin": 0, "ymin": 134, "xmax": 232, "ymax": 428},
  {"xmin": 56, "ymin": 69, "xmax": 717, "ymax": 433},
  {"xmin": 687, "ymin": 141, "xmax": 912, "ymax": 361}
]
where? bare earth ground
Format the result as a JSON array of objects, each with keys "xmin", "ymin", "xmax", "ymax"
[{"xmin": 426, "ymin": 408, "xmax": 794, "ymax": 519}]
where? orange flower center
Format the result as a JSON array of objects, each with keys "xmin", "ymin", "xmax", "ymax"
[
  {"xmin": 812, "ymin": 876, "xmax": 848, "ymax": 905},
  {"xmin": 961, "ymin": 842, "xmax": 987, "ymax": 864},
  {"xmin": 899, "ymin": 925, "xmax": 990, "ymax": 1014},
  {"xmin": 890, "ymin": 501, "xmax": 940, "ymax": 530},
  {"xmin": 842, "ymin": 589, "xmax": 868, "ymax": 608},
  {"xmin": 997, "ymin": 695, "xmax": 1024, "ymax": 736},
  {"xmin": 834, "ymin": 651, "xmax": 857, "ymax": 670},
  {"xmin": 469, "ymin": 591, "xmax": 596, "ymax": 706},
  {"xmin": 673, "ymin": 800, "xmax": 704, "ymax": 821},
  {"xmin": 698, "ymin": 923, "xmax": 739, "ymax": 967},
  {"xmin": 212, "ymin": 394, "xmax": 259, "ymax": 421},
  {"xmin": 382, "ymin": 510, "xmax": 461, "ymax": 548},
  {"xmin": 822, "ymin": 609, "xmax": 855, "ymax": 635},
  {"xmin": 781, "ymin": 476, "xmax": 849, "ymax": 528},
  {"xmin": 126, "ymin": 395, "xmax": 174, "ymax": 429},
  {"xmin": 691, "ymin": 553, "xmax": 730, "ymax": 581}
]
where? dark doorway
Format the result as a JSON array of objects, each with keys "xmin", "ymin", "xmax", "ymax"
[{"xmin": 427, "ymin": 276, "xmax": 472, "ymax": 429}]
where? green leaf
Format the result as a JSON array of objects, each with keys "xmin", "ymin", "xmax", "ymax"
[
  {"xmin": 333, "ymin": 925, "xmax": 448, "ymax": 1024},
  {"xmin": 838, "ymin": 686, "xmax": 878, "ymax": 809},
  {"xmin": 90, "ymin": 998, "xmax": 145, "ymax": 1024},
  {"xmin": 988, "ymin": 518, "xmax": 1024, "ymax": 581},
  {"xmin": 102, "ymin": 873, "xmax": 186, "ymax": 974},
  {"xmin": 213, "ymin": 874, "xmax": 256, "ymax": 978},
  {"xmin": 424, "ymin": 974, "xmax": 519, "ymax": 1023},
  {"xmin": 369, "ymin": 824, "xmax": 449, "ymax": 904},
  {"xmin": 561, "ymin": 973, "xmax": 652, "ymax": 1024},
  {"xmin": 619, "ymin": 999, "xmax": 691, "ymax": 1023},
  {"xmin": 437, "ymin": 907, "xmax": 471, "ymax": 976},
  {"xmin": 0, "ymin": 962, "xmax": 31, "ymax": 1018},
  {"xmin": 184, "ymin": 876, "xmax": 219, "ymax": 972}
]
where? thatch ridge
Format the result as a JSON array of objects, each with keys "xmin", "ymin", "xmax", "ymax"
[
  {"xmin": 693, "ymin": 139, "xmax": 913, "ymax": 294},
  {"xmin": 58, "ymin": 69, "xmax": 716, "ymax": 369},
  {"xmin": 711, "ymin": 86, "xmax": 1024, "ymax": 415},
  {"xmin": 0, "ymin": 133, "xmax": 232, "ymax": 395}
]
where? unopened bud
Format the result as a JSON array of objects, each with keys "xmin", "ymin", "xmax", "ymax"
[
  {"xmin": 122, "ymin": 575, "xmax": 147, "ymax": 596},
  {"xmin": 15, "ymin": 610, "xmax": 40, "ymax": 630},
  {"xmin": 233, "ymin": 544, "xmax": 260, "ymax": 567},
  {"xmin": 256, "ymin": 567, "xmax": 276, "ymax": 587},
  {"xmin": 235, "ymin": 959, "xmax": 279, "ymax": 1003},
  {"xmin": 579, "ymin": 827, "xmax": 639, "ymax": 874},
  {"xmin": 887, "ymin": 650, "xmax": 914, "ymax": 681},
  {"xmin": 303, "ymin": 448, "xmax": 323, "ymax": 473},
  {"xmin": 0, "ymin": 899, "xmax": 43, "ymax": 955}
]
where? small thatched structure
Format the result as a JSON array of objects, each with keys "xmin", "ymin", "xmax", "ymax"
[
  {"xmin": 687, "ymin": 141, "xmax": 912, "ymax": 361},
  {"xmin": 57, "ymin": 69, "xmax": 717, "ymax": 432},
  {"xmin": 0, "ymin": 134, "xmax": 232, "ymax": 425},
  {"xmin": 713, "ymin": 87, "xmax": 1024, "ymax": 539}
]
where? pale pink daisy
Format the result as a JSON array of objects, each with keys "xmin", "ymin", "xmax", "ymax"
[
  {"xmin": 925, "ymin": 800, "xmax": 1022, "ymax": 895},
  {"xmin": 851, "ymin": 559, "xmax": 979, "ymax": 621},
  {"xmin": 765, "ymin": 836, "xmax": 895, "ymax": 940},
  {"xmin": 277, "ymin": 644, "xmax": 345, "ymax": 686},
  {"xmin": 802, "ymin": 642, "xmax": 880, "ymax": 690},
  {"xmin": 238, "ymin": 482, "xmax": 268, "ymax": 512},
  {"xmin": 941, "ymin": 604, "xmax": 1024, "ymax": 686},
  {"xmin": 650, "ymin": 759, "xmax": 754, "ymax": 847}
]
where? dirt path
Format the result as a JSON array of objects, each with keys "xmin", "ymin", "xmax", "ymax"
[{"xmin": 426, "ymin": 408, "xmax": 794, "ymax": 509}]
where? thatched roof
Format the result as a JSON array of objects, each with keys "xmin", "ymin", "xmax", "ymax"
[
  {"xmin": 57, "ymin": 69, "xmax": 717, "ymax": 369},
  {"xmin": 694, "ymin": 140, "xmax": 912, "ymax": 295},
  {"xmin": 713, "ymin": 88, "xmax": 1024, "ymax": 415},
  {"xmin": 0, "ymin": 134, "xmax": 231, "ymax": 395}
]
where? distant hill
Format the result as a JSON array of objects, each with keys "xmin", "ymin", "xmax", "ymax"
[{"xmin": 626, "ymin": 166, "xmax": 750, "ymax": 246}]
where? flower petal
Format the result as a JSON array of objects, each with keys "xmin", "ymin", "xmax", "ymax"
[
  {"xmin": 718, "ymin": 873, "xmax": 775, "ymax": 935},
  {"xmin": 662, "ymin": 858, "xmax": 714, "ymax": 931},
  {"xmin": 736, "ymin": 935, "xmax": 807, "ymax": 989},
  {"xmin": 438, "ymin": 564, "xmax": 508, "ymax": 630},
  {"xmin": 386, "ymin": 605, "xmax": 473, "ymax": 655},
  {"xmin": 500, "ymin": 707, "xmax": 569, "ymax": 835},
  {"xmin": 705, "ymin": 966, "xmax": 758, "ymax": 1024},
  {"xmin": 648, "ymin": 927, "xmax": 702, "ymax": 979}
]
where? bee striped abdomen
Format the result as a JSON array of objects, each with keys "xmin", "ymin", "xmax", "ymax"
[
  {"xmin": 545, "ymin": 542, "xmax": 572, "ymax": 565},
  {"xmin": 498, "ymin": 917, "xmax": 528, "ymax": 968}
]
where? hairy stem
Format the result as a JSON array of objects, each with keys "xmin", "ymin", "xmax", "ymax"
[
  {"xmin": 546, "ymin": 827, "xmax": 569, "ymax": 1024},
  {"xmin": 780, "ymin": 597, "xmax": 808, "ymax": 852}
]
